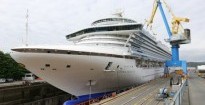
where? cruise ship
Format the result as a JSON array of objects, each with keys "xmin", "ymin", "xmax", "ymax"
[{"xmin": 11, "ymin": 16, "xmax": 171, "ymax": 97}]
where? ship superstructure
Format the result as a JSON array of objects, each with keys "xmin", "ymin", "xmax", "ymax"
[{"xmin": 11, "ymin": 17, "xmax": 171, "ymax": 96}]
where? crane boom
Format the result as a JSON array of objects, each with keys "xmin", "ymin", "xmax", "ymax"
[
  {"xmin": 146, "ymin": 1, "xmax": 158, "ymax": 28},
  {"xmin": 147, "ymin": 0, "xmax": 190, "ymax": 38}
]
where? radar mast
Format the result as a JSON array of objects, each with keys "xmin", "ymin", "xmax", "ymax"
[{"xmin": 112, "ymin": 9, "xmax": 124, "ymax": 17}]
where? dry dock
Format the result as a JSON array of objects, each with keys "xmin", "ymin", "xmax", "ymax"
[
  {"xmin": 2, "ymin": 70, "xmax": 205, "ymax": 105},
  {"xmin": 0, "ymin": 81, "xmax": 71, "ymax": 105}
]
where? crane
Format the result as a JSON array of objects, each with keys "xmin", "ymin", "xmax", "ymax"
[
  {"xmin": 146, "ymin": 0, "xmax": 191, "ymax": 75},
  {"xmin": 147, "ymin": 0, "xmax": 190, "ymax": 35}
]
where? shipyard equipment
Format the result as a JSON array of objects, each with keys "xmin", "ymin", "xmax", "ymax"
[
  {"xmin": 197, "ymin": 65, "xmax": 205, "ymax": 77},
  {"xmin": 146, "ymin": 0, "xmax": 191, "ymax": 75}
]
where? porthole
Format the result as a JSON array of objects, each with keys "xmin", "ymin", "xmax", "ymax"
[
  {"xmin": 45, "ymin": 64, "xmax": 50, "ymax": 67},
  {"xmin": 67, "ymin": 65, "xmax": 71, "ymax": 68}
]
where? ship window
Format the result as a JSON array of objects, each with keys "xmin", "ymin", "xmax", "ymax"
[
  {"xmin": 45, "ymin": 64, "xmax": 50, "ymax": 67},
  {"xmin": 66, "ymin": 65, "xmax": 71, "ymax": 68},
  {"xmin": 66, "ymin": 24, "xmax": 141, "ymax": 39},
  {"xmin": 105, "ymin": 62, "xmax": 113, "ymax": 70},
  {"xmin": 26, "ymin": 75, "xmax": 31, "ymax": 77},
  {"xmin": 135, "ymin": 59, "xmax": 142, "ymax": 67},
  {"xmin": 41, "ymin": 68, "xmax": 45, "ymax": 70},
  {"xmin": 117, "ymin": 65, "xmax": 119, "ymax": 69},
  {"xmin": 52, "ymin": 68, "xmax": 56, "ymax": 70}
]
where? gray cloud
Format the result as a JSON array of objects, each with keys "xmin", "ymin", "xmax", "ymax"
[{"xmin": 0, "ymin": 0, "xmax": 204, "ymax": 62}]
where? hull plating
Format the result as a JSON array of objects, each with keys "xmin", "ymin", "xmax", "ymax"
[{"xmin": 11, "ymin": 52, "xmax": 164, "ymax": 96}]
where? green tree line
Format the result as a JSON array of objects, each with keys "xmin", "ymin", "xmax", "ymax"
[{"xmin": 0, "ymin": 51, "xmax": 28, "ymax": 80}]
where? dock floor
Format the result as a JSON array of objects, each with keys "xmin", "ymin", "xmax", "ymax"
[
  {"xmin": 91, "ymin": 71, "xmax": 205, "ymax": 105},
  {"xmin": 92, "ymin": 78, "xmax": 170, "ymax": 105}
]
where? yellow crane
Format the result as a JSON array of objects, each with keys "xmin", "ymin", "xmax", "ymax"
[{"xmin": 146, "ymin": 0, "xmax": 189, "ymax": 36}]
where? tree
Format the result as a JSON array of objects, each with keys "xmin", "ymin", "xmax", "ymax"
[{"xmin": 0, "ymin": 51, "xmax": 28, "ymax": 80}]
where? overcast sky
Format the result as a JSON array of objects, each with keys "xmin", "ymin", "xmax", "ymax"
[{"xmin": 0, "ymin": 0, "xmax": 204, "ymax": 62}]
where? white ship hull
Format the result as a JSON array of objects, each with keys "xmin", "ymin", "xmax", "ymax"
[{"xmin": 11, "ymin": 49, "xmax": 164, "ymax": 96}]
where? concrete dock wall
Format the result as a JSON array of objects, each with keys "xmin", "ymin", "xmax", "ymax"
[{"xmin": 0, "ymin": 82, "xmax": 71, "ymax": 105}]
